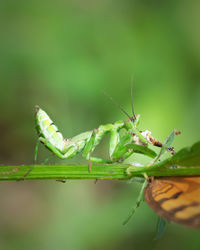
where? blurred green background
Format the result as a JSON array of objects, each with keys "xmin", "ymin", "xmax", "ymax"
[{"xmin": 0, "ymin": 0, "xmax": 200, "ymax": 249}]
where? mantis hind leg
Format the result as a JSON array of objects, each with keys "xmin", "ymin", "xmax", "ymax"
[
  {"xmin": 34, "ymin": 139, "xmax": 54, "ymax": 164},
  {"xmin": 23, "ymin": 139, "xmax": 40, "ymax": 179},
  {"xmin": 24, "ymin": 137, "xmax": 76, "ymax": 179},
  {"xmin": 34, "ymin": 139, "xmax": 40, "ymax": 163},
  {"xmin": 88, "ymin": 157, "xmax": 112, "ymax": 163}
]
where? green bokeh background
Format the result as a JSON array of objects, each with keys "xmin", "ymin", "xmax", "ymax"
[{"xmin": 0, "ymin": 0, "xmax": 200, "ymax": 249}]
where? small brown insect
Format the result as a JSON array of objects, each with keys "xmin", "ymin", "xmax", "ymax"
[{"xmin": 145, "ymin": 176, "xmax": 200, "ymax": 229}]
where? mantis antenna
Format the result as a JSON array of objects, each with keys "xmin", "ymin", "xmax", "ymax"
[
  {"xmin": 102, "ymin": 90, "xmax": 135, "ymax": 123},
  {"xmin": 130, "ymin": 78, "xmax": 136, "ymax": 121}
]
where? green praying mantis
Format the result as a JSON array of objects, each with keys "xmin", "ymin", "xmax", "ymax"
[
  {"xmin": 25, "ymin": 91, "xmax": 180, "ymax": 230},
  {"xmin": 31, "ymin": 92, "xmax": 175, "ymax": 172}
]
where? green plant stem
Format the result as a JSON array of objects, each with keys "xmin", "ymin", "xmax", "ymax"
[{"xmin": 0, "ymin": 164, "xmax": 199, "ymax": 181}]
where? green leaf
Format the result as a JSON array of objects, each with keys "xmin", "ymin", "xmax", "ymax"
[
  {"xmin": 152, "ymin": 141, "xmax": 200, "ymax": 170},
  {"xmin": 154, "ymin": 216, "xmax": 167, "ymax": 240},
  {"xmin": 126, "ymin": 144, "xmax": 157, "ymax": 158},
  {"xmin": 168, "ymin": 141, "xmax": 200, "ymax": 167}
]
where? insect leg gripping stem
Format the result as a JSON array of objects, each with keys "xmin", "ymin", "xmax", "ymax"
[
  {"xmin": 34, "ymin": 139, "xmax": 40, "ymax": 163},
  {"xmin": 82, "ymin": 122, "xmax": 125, "ymax": 164},
  {"xmin": 23, "ymin": 139, "xmax": 40, "ymax": 179}
]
